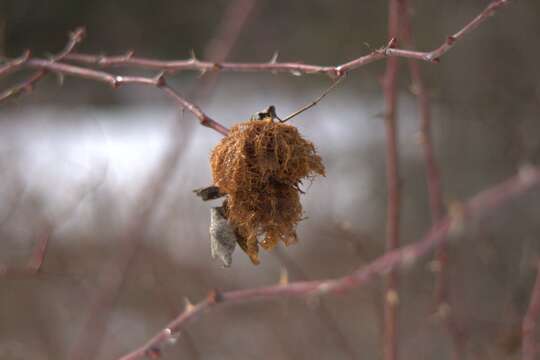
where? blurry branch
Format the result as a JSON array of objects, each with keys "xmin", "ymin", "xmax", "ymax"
[
  {"xmin": 522, "ymin": 260, "xmax": 540, "ymax": 360},
  {"xmin": 118, "ymin": 166, "xmax": 540, "ymax": 360},
  {"xmin": 400, "ymin": 2, "xmax": 465, "ymax": 359},
  {"xmin": 272, "ymin": 247, "xmax": 358, "ymax": 359},
  {"xmin": 0, "ymin": 50, "xmax": 29, "ymax": 77},
  {"xmin": 381, "ymin": 0, "xmax": 403, "ymax": 359},
  {"xmin": 0, "ymin": 165, "xmax": 107, "ymax": 277},
  {"xmin": 67, "ymin": 1, "xmax": 257, "ymax": 359},
  {"xmin": 385, "ymin": 0, "xmax": 510, "ymax": 62}
]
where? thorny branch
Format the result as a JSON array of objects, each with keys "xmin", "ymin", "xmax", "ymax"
[
  {"xmin": 118, "ymin": 166, "xmax": 540, "ymax": 360},
  {"xmin": 385, "ymin": 0, "xmax": 510, "ymax": 63},
  {"xmin": 0, "ymin": 0, "xmax": 510, "ymax": 136}
]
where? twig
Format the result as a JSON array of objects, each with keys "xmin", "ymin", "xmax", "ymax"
[
  {"xmin": 58, "ymin": 0, "xmax": 510, "ymax": 77},
  {"xmin": 0, "ymin": 166, "xmax": 107, "ymax": 277},
  {"xmin": 6, "ymin": 59, "xmax": 229, "ymax": 135},
  {"xmin": 0, "ymin": 50, "xmax": 30, "ymax": 77},
  {"xmin": 117, "ymin": 165, "xmax": 540, "ymax": 360},
  {"xmin": 280, "ymin": 75, "xmax": 345, "ymax": 123},
  {"xmin": 385, "ymin": 0, "xmax": 510, "ymax": 63},
  {"xmin": 522, "ymin": 260, "xmax": 540, "ymax": 360},
  {"xmin": 381, "ymin": 1, "xmax": 403, "ymax": 359},
  {"xmin": 0, "ymin": 27, "xmax": 85, "ymax": 102}
]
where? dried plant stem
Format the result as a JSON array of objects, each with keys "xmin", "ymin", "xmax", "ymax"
[
  {"xmin": 118, "ymin": 166, "xmax": 540, "ymax": 360},
  {"xmin": 381, "ymin": 0, "xmax": 403, "ymax": 359},
  {"xmin": 522, "ymin": 260, "xmax": 540, "ymax": 360},
  {"xmin": 400, "ymin": 2, "xmax": 465, "ymax": 359}
]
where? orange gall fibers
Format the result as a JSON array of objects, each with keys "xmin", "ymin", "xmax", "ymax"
[{"xmin": 210, "ymin": 117, "xmax": 325, "ymax": 264}]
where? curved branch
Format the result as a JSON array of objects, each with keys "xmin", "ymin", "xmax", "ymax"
[
  {"xmin": 118, "ymin": 165, "xmax": 540, "ymax": 360},
  {"xmin": 61, "ymin": 0, "xmax": 510, "ymax": 76}
]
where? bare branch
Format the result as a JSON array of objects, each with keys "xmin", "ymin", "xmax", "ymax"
[
  {"xmin": 280, "ymin": 74, "xmax": 345, "ymax": 122},
  {"xmin": 0, "ymin": 27, "xmax": 86, "ymax": 102},
  {"xmin": 0, "ymin": 50, "xmax": 30, "ymax": 77},
  {"xmin": 117, "ymin": 166, "xmax": 540, "ymax": 360},
  {"xmin": 385, "ymin": 0, "xmax": 510, "ymax": 63},
  {"xmin": 58, "ymin": 1, "xmax": 510, "ymax": 77}
]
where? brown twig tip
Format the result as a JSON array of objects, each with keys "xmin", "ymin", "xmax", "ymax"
[{"xmin": 71, "ymin": 27, "xmax": 87, "ymax": 42}]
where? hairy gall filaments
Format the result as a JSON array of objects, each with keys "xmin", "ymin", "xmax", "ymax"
[{"xmin": 210, "ymin": 116, "xmax": 325, "ymax": 264}]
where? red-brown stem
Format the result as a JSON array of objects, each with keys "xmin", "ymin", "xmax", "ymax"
[
  {"xmin": 400, "ymin": 2, "xmax": 465, "ymax": 359},
  {"xmin": 57, "ymin": 0, "xmax": 509, "ymax": 76},
  {"xmin": 382, "ymin": 0, "xmax": 403, "ymax": 359},
  {"xmin": 385, "ymin": 0, "xmax": 510, "ymax": 63},
  {"xmin": 1, "ymin": 0, "xmax": 510, "ymax": 130},
  {"xmin": 118, "ymin": 166, "xmax": 540, "ymax": 360},
  {"xmin": 522, "ymin": 260, "xmax": 540, "ymax": 360}
]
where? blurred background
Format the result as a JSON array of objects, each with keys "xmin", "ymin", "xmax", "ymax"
[{"xmin": 1, "ymin": 0, "xmax": 540, "ymax": 359}]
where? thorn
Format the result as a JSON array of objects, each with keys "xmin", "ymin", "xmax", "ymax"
[
  {"xmin": 125, "ymin": 50, "xmax": 135, "ymax": 59},
  {"xmin": 184, "ymin": 297, "xmax": 194, "ymax": 313},
  {"xmin": 446, "ymin": 35, "xmax": 456, "ymax": 45},
  {"xmin": 269, "ymin": 51, "xmax": 279, "ymax": 64},
  {"xmin": 189, "ymin": 49, "xmax": 198, "ymax": 61},
  {"xmin": 56, "ymin": 72, "xmax": 65, "ymax": 86},
  {"xmin": 448, "ymin": 200, "xmax": 465, "ymax": 235},
  {"xmin": 154, "ymin": 72, "xmax": 166, "ymax": 87},
  {"xmin": 279, "ymin": 267, "xmax": 288, "ymax": 285},
  {"xmin": 386, "ymin": 289, "xmax": 399, "ymax": 306},
  {"xmin": 387, "ymin": 37, "xmax": 398, "ymax": 49}
]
